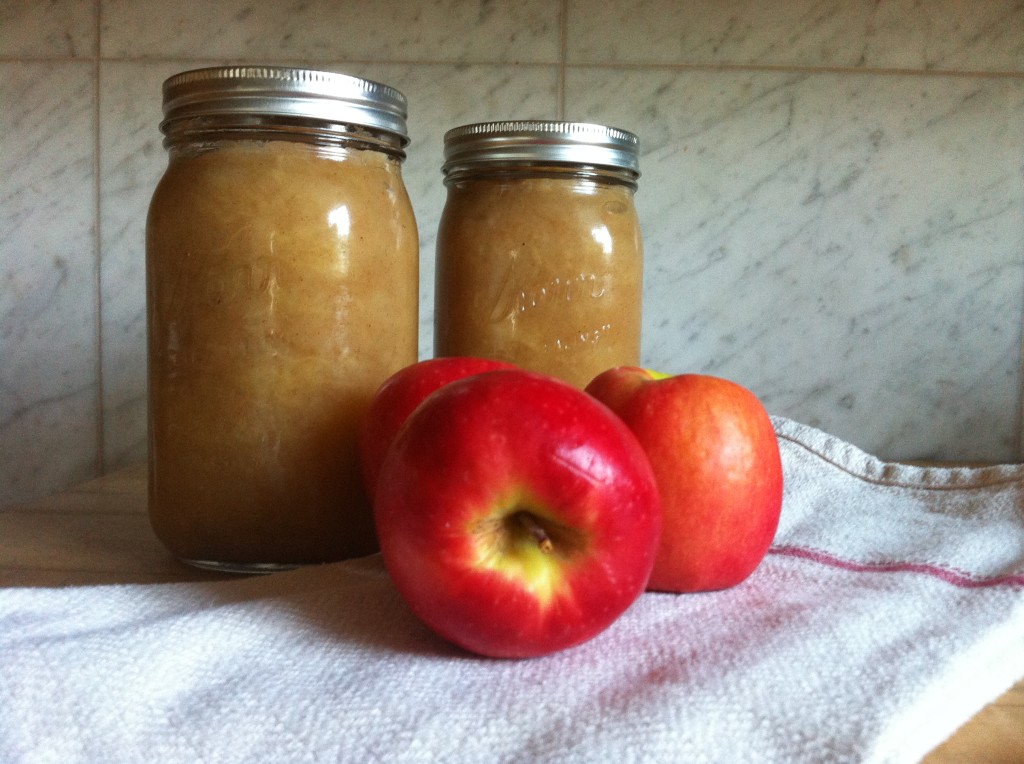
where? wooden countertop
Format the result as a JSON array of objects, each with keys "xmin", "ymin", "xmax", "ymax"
[{"xmin": 1, "ymin": 466, "xmax": 1022, "ymax": 762}]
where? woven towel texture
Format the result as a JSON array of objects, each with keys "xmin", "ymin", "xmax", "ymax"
[{"xmin": 1, "ymin": 417, "xmax": 1022, "ymax": 764}]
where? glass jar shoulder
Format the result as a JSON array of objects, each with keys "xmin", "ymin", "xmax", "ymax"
[
  {"xmin": 152, "ymin": 140, "xmax": 412, "ymax": 215},
  {"xmin": 438, "ymin": 174, "xmax": 640, "ymax": 264},
  {"xmin": 442, "ymin": 173, "xmax": 635, "ymax": 215},
  {"xmin": 148, "ymin": 140, "xmax": 417, "ymax": 270}
]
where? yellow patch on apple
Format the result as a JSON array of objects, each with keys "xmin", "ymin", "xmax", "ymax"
[{"xmin": 468, "ymin": 501, "xmax": 586, "ymax": 605}]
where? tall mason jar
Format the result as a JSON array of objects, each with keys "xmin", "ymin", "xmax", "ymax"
[
  {"xmin": 146, "ymin": 67, "xmax": 418, "ymax": 572},
  {"xmin": 434, "ymin": 121, "xmax": 643, "ymax": 388}
]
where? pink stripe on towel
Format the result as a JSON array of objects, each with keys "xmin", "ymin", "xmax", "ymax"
[{"xmin": 769, "ymin": 544, "xmax": 1024, "ymax": 589}]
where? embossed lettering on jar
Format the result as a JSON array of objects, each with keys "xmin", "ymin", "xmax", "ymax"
[
  {"xmin": 435, "ymin": 121, "xmax": 643, "ymax": 388},
  {"xmin": 146, "ymin": 67, "xmax": 418, "ymax": 572}
]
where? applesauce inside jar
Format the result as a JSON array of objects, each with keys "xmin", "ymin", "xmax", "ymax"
[
  {"xmin": 147, "ymin": 67, "xmax": 418, "ymax": 571},
  {"xmin": 434, "ymin": 123, "xmax": 643, "ymax": 389}
]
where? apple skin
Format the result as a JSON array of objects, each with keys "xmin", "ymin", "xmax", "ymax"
[
  {"xmin": 374, "ymin": 369, "xmax": 662, "ymax": 659},
  {"xmin": 359, "ymin": 357, "xmax": 517, "ymax": 502},
  {"xmin": 586, "ymin": 367, "xmax": 783, "ymax": 593}
]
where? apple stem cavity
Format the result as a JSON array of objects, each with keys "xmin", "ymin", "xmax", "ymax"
[{"xmin": 514, "ymin": 511, "xmax": 554, "ymax": 554}]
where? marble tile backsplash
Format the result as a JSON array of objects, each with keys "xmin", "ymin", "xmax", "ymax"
[{"xmin": 2, "ymin": 0, "xmax": 1023, "ymax": 506}]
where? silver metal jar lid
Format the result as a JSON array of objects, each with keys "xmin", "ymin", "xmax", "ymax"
[
  {"xmin": 442, "ymin": 121, "xmax": 640, "ymax": 176},
  {"xmin": 160, "ymin": 66, "xmax": 409, "ymax": 145}
]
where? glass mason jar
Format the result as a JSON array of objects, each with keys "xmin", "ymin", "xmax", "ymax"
[
  {"xmin": 146, "ymin": 67, "xmax": 418, "ymax": 572},
  {"xmin": 434, "ymin": 121, "xmax": 643, "ymax": 388}
]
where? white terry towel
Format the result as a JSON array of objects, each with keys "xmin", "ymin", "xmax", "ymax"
[{"xmin": 1, "ymin": 416, "xmax": 1022, "ymax": 764}]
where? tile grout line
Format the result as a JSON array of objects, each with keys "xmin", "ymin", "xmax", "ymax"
[
  {"xmin": 92, "ymin": 0, "xmax": 105, "ymax": 478},
  {"xmin": 563, "ymin": 61, "xmax": 1024, "ymax": 80},
  {"xmin": 1017, "ymin": 252, "xmax": 1024, "ymax": 461},
  {"xmin": 2, "ymin": 55, "xmax": 1022, "ymax": 82},
  {"xmin": 558, "ymin": 0, "xmax": 568, "ymax": 119}
]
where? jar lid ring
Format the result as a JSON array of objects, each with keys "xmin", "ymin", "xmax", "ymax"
[
  {"xmin": 442, "ymin": 121, "xmax": 640, "ymax": 175},
  {"xmin": 160, "ymin": 66, "xmax": 409, "ymax": 145}
]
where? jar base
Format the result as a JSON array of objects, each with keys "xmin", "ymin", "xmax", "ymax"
[{"xmin": 178, "ymin": 557, "xmax": 303, "ymax": 575}]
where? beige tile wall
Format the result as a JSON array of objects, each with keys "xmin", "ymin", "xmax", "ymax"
[{"xmin": 2, "ymin": 0, "xmax": 1023, "ymax": 505}]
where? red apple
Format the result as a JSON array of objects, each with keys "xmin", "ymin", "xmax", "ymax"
[
  {"xmin": 374, "ymin": 369, "xmax": 662, "ymax": 658},
  {"xmin": 359, "ymin": 357, "xmax": 517, "ymax": 501},
  {"xmin": 586, "ymin": 367, "xmax": 783, "ymax": 593}
]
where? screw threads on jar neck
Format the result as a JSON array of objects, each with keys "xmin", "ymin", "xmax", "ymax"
[
  {"xmin": 161, "ymin": 113, "xmax": 408, "ymax": 160},
  {"xmin": 441, "ymin": 162, "xmax": 639, "ymax": 189}
]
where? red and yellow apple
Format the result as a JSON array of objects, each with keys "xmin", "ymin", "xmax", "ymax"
[
  {"xmin": 586, "ymin": 367, "xmax": 783, "ymax": 593},
  {"xmin": 374, "ymin": 369, "xmax": 662, "ymax": 658},
  {"xmin": 359, "ymin": 356, "xmax": 517, "ymax": 501}
]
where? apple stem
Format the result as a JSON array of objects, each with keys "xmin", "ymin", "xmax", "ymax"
[{"xmin": 516, "ymin": 512, "xmax": 554, "ymax": 553}]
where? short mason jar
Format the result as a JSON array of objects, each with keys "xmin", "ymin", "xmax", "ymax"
[
  {"xmin": 146, "ymin": 66, "xmax": 419, "ymax": 572},
  {"xmin": 434, "ymin": 121, "xmax": 643, "ymax": 388}
]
